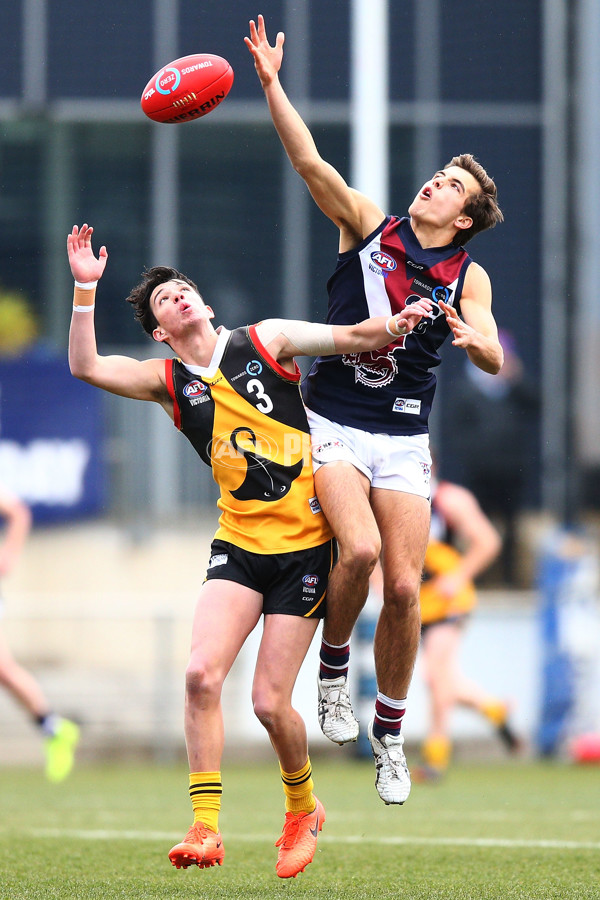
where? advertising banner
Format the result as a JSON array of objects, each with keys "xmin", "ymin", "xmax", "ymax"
[{"xmin": 0, "ymin": 357, "xmax": 105, "ymax": 522}]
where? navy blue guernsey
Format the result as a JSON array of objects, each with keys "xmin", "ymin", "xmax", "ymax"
[{"xmin": 302, "ymin": 216, "xmax": 472, "ymax": 435}]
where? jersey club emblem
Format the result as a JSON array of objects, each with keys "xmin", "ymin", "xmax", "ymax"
[{"xmin": 342, "ymin": 350, "xmax": 398, "ymax": 389}]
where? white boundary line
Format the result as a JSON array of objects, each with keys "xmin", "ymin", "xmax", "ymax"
[{"xmin": 28, "ymin": 829, "xmax": 600, "ymax": 851}]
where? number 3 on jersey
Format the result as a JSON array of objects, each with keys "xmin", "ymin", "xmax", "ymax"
[{"xmin": 246, "ymin": 378, "xmax": 274, "ymax": 414}]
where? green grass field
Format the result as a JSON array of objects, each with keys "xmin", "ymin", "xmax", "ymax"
[{"xmin": 1, "ymin": 755, "xmax": 599, "ymax": 899}]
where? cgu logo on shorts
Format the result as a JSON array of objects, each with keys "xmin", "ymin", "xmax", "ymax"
[{"xmin": 392, "ymin": 397, "xmax": 421, "ymax": 415}]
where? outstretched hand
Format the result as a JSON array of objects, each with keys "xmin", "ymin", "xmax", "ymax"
[
  {"xmin": 67, "ymin": 224, "xmax": 108, "ymax": 284},
  {"xmin": 397, "ymin": 297, "xmax": 433, "ymax": 333},
  {"xmin": 244, "ymin": 14, "xmax": 284, "ymax": 89},
  {"xmin": 439, "ymin": 299, "xmax": 477, "ymax": 349}
]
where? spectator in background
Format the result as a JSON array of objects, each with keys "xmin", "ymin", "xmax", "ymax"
[
  {"xmin": 441, "ymin": 329, "xmax": 539, "ymax": 585},
  {"xmin": 0, "ymin": 484, "xmax": 80, "ymax": 781}
]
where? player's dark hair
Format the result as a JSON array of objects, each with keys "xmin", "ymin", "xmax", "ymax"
[
  {"xmin": 446, "ymin": 153, "xmax": 504, "ymax": 246},
  {"xmin": 126, "ymin": 266, "xmax": 200, "ymax": 336}
]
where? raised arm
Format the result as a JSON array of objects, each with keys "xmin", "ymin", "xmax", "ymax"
[
  {"xmin": 67, "ymin": 225, "xmax": 169, "ymax": 407},
  {"xmin": 245, "ymin": 15, "xmax": 384, "ymax": 250}
]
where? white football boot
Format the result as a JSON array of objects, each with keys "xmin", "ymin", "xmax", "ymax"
[
  {"xmin": 367, "ymin": 720, "xmax": 411, "ymax": 805},
  {"xmin": 317, "ymin": 675, "xmax": 359, "ymax": 744}
]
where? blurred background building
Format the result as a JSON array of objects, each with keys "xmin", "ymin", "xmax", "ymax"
[{"xmin": 0, "ymin": 0, "xmax": 599, "ymax": 764}]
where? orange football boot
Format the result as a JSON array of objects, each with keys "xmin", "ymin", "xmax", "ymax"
[
  {"xmin": 168, "ymin": 822, "xmax": 224, "ymax": 869},
  {"xmin": 275, "ymin": 797, "xmax": 325, "ymax": 879}
]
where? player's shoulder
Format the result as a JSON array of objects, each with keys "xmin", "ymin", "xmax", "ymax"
[
  {"xmin": 343, "ymin": 189, "xmax": 386, "ymax": 243},
  {"xmin": 463, "ymin": 259, "xmax": 491, "ymax": 291}
]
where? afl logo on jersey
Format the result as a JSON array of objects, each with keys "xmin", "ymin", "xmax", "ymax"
[
  {"xmin": 183, "ymin": 380, "xmax": 208, "ymax": 398},
  {"xmin": 370, "ymin": 251, "xmax": 397, "ymax": 273}
]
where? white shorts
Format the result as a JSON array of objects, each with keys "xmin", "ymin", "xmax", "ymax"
[{"xmin": 305, "ymin": 408, "xmax": 432, "ymax": 499}]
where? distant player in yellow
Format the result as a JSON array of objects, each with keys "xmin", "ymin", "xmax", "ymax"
[
  {"xmin": 418, "ymin": 476, "xmax": 521, "ymax": 777},
  {"xmin": 0, "ymin": 485, "xmax": 79, "ymax": 782},
  {"xmin": 67, "ymin": 223, "xmax": 432, "ymax": 878},
  {"xmin": 370, "ymin": 474, "xmax": 520, "ymax": 779}
]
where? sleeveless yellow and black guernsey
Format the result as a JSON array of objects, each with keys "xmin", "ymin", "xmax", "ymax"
[{"xmin": 165, "ymin": 325, "xmax": 332, "ymax": 554}]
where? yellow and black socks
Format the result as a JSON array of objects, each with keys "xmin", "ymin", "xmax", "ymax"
[
  {"xmin": 280, "ymin": 758, "xmax": 315, "ymax": 814},
  {"xmin": 480, "ymin": 699, "xmax": 508, "ymax": 728},
  {"xmin": 423, "ymin": 735, "xmax": 452, "ymax": 772},
  {"xmin": 189, "ymin": 771, "xmax": 222, "ymax": 833}
]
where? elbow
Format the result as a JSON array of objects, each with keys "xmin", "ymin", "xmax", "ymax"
[
  {"xmin": 68, "ymin": 357, "xmax": 84, "ymax": 380},
  {"xmin": 491, "ymin": 354, "xmax": 504, "ymax": 376},
  {"xmin": 292, "ymin": 154, "xmax": 322, "ymax": 182},
  {"xmin": 490, "ymin": 346, "xmax": 505, "ymax": 375},
  {"xmin": 69, "ymin": 356, "xmax": 94, "ymax": 383}
]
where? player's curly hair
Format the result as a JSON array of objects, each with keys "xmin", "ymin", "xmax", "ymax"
[
  {"xmin": 446, "ymin": 153, "xmax": 504, "ymax": 246},
  {"xmin": 126, "ymin": 266, "xmax": 200, "ymax": 336}
]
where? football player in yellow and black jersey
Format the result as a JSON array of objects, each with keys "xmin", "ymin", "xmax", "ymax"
[
  {"xmin": 67, "ymin": 223, "xmax": 433, "ymax": 879},
  {"xmin": 417, "ymin": 477, "xmax": 521, "ymax": 779}
]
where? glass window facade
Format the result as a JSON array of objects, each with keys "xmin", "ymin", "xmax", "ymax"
[{"xmin": 0, "ymin": 0, "xmax": 550, "ymax": 519}]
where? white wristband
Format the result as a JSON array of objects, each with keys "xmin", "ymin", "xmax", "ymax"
[
  {"xmin": 74, "ymin": 279, "xmax": 98, "ymax": 290},
  {"xmin": 73, "ymin": 304, "xmax": 95, "ymax": 312},
  {"xmin": 385, "ymin": 317, "xmax": 407, "ymax": 337}
]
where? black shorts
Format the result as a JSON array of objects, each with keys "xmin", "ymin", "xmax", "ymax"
[
  {"xmin": 420, "ymin": 614, "xmax": 469, "ymax": 637},
  {"xmin": 204, "ymin": 539, "xmax": 335, "ymax": 618}
]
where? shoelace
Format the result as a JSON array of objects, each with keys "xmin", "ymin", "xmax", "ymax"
[
  {"xmin": 275, "ymin": 812, "xmax": 302, "ymax": 849},
  {"xmin": 184, "ymin": 824, "xmax": 208, "ymax": 844},
  {"xmin": 323, "ymin": 685, "xmax": 352, "ymax": 717},
  {"xmin": 381, "ymin": 747, "xmax": 407, "ymax": 778}
]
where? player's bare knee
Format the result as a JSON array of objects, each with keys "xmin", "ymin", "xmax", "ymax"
[
  {"xmin": 383, "ymin": 575, "xmax": 420, "ymax": 615},
  {"xmin": 252, "ymin": 689, "xmax": 283, "ymax": 732},
  {"xmin": 338, "ymin": 535, "xmax": 380, "ymax": 579},
  {"xmin": 184, "ymin": 661, "xmax": 222, "ymax": 704}
]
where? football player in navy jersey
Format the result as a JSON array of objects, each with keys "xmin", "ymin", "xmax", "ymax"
[{"xmin": 246, "ymin": 14, "xmax": 504, "ymax": 806}]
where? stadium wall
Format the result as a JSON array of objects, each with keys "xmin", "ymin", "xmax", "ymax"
[{"xmin": 0, "ymin": 522, "xmax": 541, "ymax": 767}]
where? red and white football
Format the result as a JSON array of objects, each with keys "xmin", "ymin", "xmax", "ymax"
[{"xmin": 140, "ymin": 53, "xmax": 234, "ymax": 124}]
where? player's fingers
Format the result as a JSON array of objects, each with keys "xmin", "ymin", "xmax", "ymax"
[
  {"xmin": 277, "ymin": 31, "xmax": 285, "ymax": 50},
  {"xmin": 257, "ymin": 14, "xmax": 266, "ymax": 39},
  {"xmin": 248, "ymin": 19, "xmax": 258, "ymax": 43}
]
